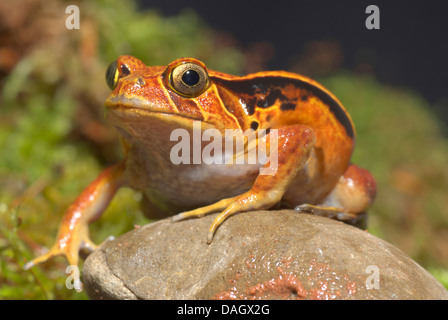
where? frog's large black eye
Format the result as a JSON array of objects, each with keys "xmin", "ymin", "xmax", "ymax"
[
  {"xmin": 106, "ymin": 61, "xmax": 119, "ymax": 90},
  {"xmin": 105, "ymin": 62, "xmax": 131, "ymax": 90},
  {"xmin": 170, "ymin": 62, "xmax": 210, "ymax": 97}
]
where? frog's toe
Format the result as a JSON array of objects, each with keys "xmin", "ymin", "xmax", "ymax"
[
  {"xmin": 23, "ymin": 259, "xmax": 38, "ymax": 271},
  {"xmin": 80, "ymin": 239, "xmax": 99, "ymax": 254},
  {"xmin": 172, "ymin": 197, "xmax": 238, "ymax": 222},
  {"xmin": 104, "ymin": 235, "xmax": 116, "ymax": 242},
  {"xmin": 171, "ymin": 211, "xmax": 194, "ymax": 222},
  {"xmin": 294, "ymin": 204, "xmax": 310, "ymax": 213},
  {"xmin": 206, "ymin": 230, "xmax": 215, "ymax": 244},
  {"xmin": 23, "ymin": 245, "xmax": 62, "ymax": 270},
  {"xmin": 171, "ymin": 209, "xmax": 213, "ymax": 222},
  {"xmin": 294, "ymin": 204, "xmax": 358, "ymax": 221},
  {"xmin": 23, "ymin": 261, "xmax": 34, "ymax": 270}
]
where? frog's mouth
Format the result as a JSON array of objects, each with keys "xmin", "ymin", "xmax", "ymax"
[
  {"xmin": 105, "ymin": 95, "xmax": 208, "ymax": 121},
  {"xmin": 105, "ymin": 95, "xmax": 215, "ymax": 133}
]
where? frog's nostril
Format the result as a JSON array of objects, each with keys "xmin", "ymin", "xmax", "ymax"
[{"xmin": 137, "ymin": 77, "xmax": 145, "ymax": 86}]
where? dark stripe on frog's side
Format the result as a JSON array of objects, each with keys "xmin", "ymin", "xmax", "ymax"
[
  {"xmin": 280, "ymin": 102, "xmax": 296, "ymax": 111},
  {"xmin": 256, "ymin": 88, "xmax": 289, "ymax": 108},
  {"xmin": 212, "ymin": 76, "xmax": 355, "ymax": 139}
]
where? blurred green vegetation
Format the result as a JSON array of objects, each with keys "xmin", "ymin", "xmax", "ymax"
[{"xmin": 0, "ymin": 0, "xmax": 447, "ymax": 299}]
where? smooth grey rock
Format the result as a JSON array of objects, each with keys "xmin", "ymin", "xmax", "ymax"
[{"xmin": 82, "ymin": 210, "xmax": 448, "ymax": 300}]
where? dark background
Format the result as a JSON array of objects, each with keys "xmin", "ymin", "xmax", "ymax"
[{"xmin": 139, "ymin": 0, "xmax": 448, "ymax": 124}]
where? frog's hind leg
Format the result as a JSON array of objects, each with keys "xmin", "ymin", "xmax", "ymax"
[{"xmin": 295, "ymin": 163, "xmax": 376, "ymax": 228}]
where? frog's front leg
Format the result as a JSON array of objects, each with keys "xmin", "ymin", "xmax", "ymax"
[
  {"xmin": 172, "ymin": 125, "xmax": 316, "ymax": 243},
  {"xmin": 24, "ymin": 161, "xmax": 127, "ymax": 288}
]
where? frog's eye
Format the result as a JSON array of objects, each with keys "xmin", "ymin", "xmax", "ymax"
[
  {"xmin": 170, "ymin": 62, "xmax": 210, "ymax": 97},
  {"xmin": 106, "ymin": 61, "xmax": 119, "ymax": 90},
  {"xmin": 106, "ymin": 61, "xmax": 131, "ymax": 90}
]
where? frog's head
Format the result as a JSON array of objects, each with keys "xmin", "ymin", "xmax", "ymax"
[{"xmin": 104, "ymin": 56, "xmax": 249, "ymax": 142}]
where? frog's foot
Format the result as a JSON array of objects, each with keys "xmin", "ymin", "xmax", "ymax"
[
  {"xmin": 172, "ymin": 196, "xmax": 240, "ymax": 243},
  {"xmin": 294, "ymin": 204, "xmax": 359, "ymax": 222},
  {"xmin": 172, "ymin": 196, "xmax": 238, "ymax": 222},
  {"xmin": 173, "ymin": 192, "xmax": 276, "ymax": 244},
  {"xmin": 24, "ymin": 236, "xmax": 98, "ymax": 269},
  {"xmin": 23, "ymin": 231, "xmax": 98, "ymax": 292}
]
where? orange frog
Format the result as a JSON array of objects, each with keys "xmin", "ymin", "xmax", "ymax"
[{"xmin": 25, "ymin": 56, "xmax": 376, "ymax": 284}]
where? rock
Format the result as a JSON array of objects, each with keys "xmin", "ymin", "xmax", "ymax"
[{"xmin": 82, "ymin": 210, "xmax": 448, "ymax": 300}]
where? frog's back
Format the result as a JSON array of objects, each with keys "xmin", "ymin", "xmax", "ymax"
[
  {"xmin": 211, "ymin": 70, "xmax": 354, "ymax": 141},
  {"xmin": 211, "ymin": 71, "xmax": 355, "ymax": 189}
]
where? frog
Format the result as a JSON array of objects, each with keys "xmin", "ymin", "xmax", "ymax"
[{"xmin": 24, "ymin": 56, "xmax": 376, "ymax": 286}]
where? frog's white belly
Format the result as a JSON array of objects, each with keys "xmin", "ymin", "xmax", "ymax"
[{"xmin": 125, "ymin": 145, "xmax": 261, "ymax": 212}]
